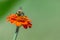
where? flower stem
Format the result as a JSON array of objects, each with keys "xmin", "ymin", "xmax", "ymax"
[{"xmin": 13, "ymin": 27, "xmax": 19, "ymax": 40}]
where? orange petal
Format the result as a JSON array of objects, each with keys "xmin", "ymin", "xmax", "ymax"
[{"xmin": 16, "ymin": 22, "xmax": 22, "ymax": 26}]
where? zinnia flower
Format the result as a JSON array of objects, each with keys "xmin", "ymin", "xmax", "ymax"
[{"xmin": 7, "ymin": 14, "xmax": 32, "ymax": 29}]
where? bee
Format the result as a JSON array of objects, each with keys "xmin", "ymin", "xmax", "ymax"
[{"xmin": 16, "ymin": 7, "xmax": 24, "ymax": 16}]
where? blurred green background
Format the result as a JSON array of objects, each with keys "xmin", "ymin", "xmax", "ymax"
[{"xmin": 0, "ymin": 0, "xmax": 60, "ymax": 40}]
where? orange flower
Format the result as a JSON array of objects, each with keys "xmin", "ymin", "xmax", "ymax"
[{"xmin": 7, "ymin": 14, "xmax": 32, "ymax": 29}]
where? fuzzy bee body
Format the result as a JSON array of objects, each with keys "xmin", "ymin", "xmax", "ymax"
[{"xmin": 16, "ymin": 8, "xmax": 24, "ymax": 16}]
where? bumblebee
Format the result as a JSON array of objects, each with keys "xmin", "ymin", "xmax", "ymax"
[{"xmin": 16, "ymin": 7, "xmax": 24, "ymax": 16}]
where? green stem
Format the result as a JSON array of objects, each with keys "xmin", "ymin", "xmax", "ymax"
[{"xmin": 13, "ymin": 27, "xmax": 19, "ymax": 40}]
